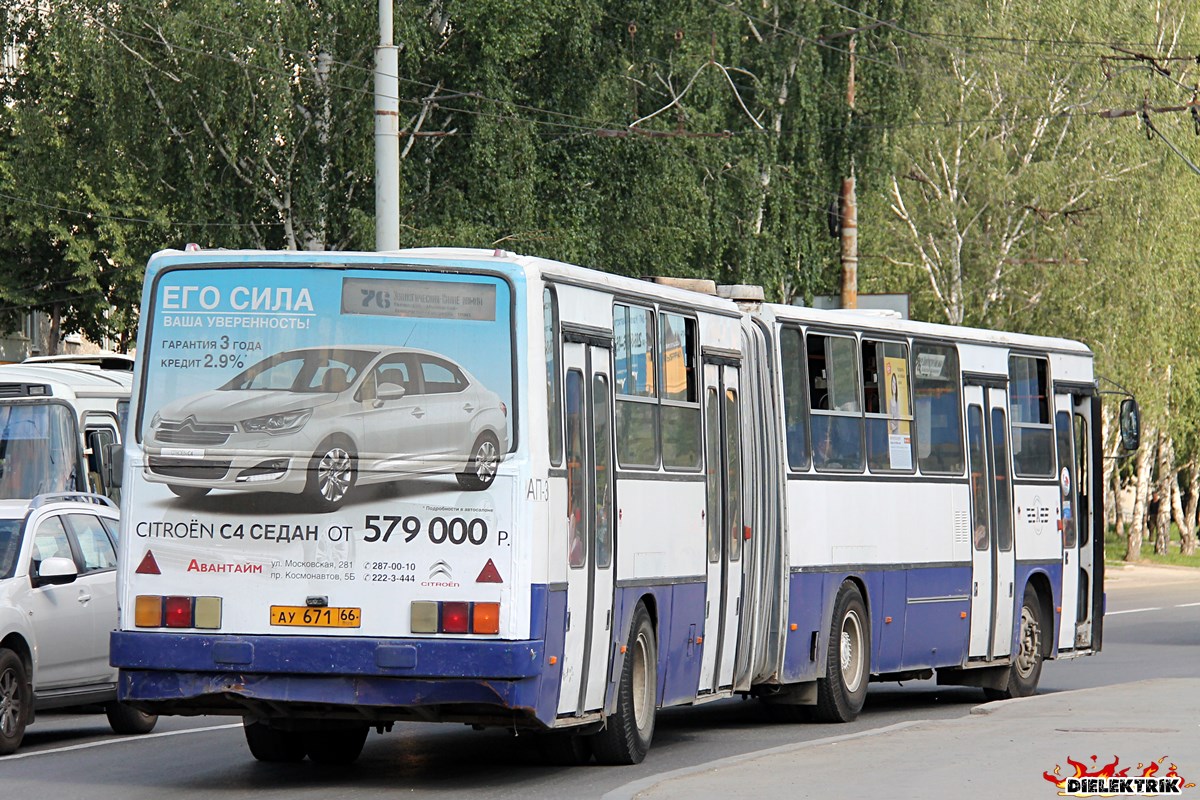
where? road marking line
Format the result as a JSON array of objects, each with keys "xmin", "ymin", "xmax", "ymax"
[
  {"xmin": 1107, "ymin": 607, "xmax": 1161, "ymax": 616},
  {"xmin": 1175, "ymin": 602, "xmax": 1200, "ymax": 608},
  {"xmin": 3, "ymin": 722, "xmax": 241, "ymax": 761}
]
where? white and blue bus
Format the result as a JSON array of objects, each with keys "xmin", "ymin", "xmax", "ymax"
[
  {"xmin": 110, "ymin": 248, "xmax": 1138, "ymax": 765},
  {"xmin": 0, "ymin": 361, "xmax": 131, "ymax": 501}
]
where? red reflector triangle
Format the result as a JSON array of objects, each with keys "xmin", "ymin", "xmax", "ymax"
[
  {"xmin": 136, "ymin": 551, "xmax": 161, "ymax": 575},
  {"xmin": 475, "ymin": 558, "xmax": 503, "ymax": 583}
]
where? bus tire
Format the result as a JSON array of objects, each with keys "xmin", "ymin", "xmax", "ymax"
[
  {"xmin": 105, "ymin": 702, "xmax": 158, "ymax": 735},
  {"xmin": 815, "ymin": 581, "xmax": 870, "ymax": 723},
  {"xmin": 167, "ymin": 485, "xmax": 210, "ymax": 500},
  {"xmin": 243, "ymin": 719, "xmax": 307, "ymax": 763},
  {"xmin": 456, "ymin": 433, "xmax": 499, "ymax": 491},
  {"xmin": 984, "ymin": 584, "xmax": 1044, "ymax": 701},
  {"xmin": 592, "ymin": 603, "xmax": 657, "ymax": 765},
  {"xmin": 306, "ymin": 438, "xmax": 356, "ymax": 511},
  {"xmin": 305, "ymin": 724, "xmax": 369, "ymax": 765},
  {"xmin": 533, "ymin": 731, "xmax": 593, "ymax": 765},
  {"xmin": 0, "ymin": 648, "xmax": 29, "ymax": 756}
]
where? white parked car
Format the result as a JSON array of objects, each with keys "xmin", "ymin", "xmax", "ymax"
[
  {"xmin": 0, "ymin": 493, "xmax": 157, "ymax": 755},
  {"xmin": 144, "ymin": 346, "xmax": 509, "ymax": 509}
]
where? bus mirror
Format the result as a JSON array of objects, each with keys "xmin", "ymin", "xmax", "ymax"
[
  {"xmin": 1119, "ymin": 398, "xmax": 1141, "ymax": 452},
  {"xmin": 103, "ymin": 442, "xmax": 124, "ymax": 489}
]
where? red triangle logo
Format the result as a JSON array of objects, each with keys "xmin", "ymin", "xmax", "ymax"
[
  {"xmin": 475, "ymin": 558, "xmax": 502, "ymax": 583},
  {"xmin": 136, "ymin": 551, "xmax": 161, "ymax": 575}
]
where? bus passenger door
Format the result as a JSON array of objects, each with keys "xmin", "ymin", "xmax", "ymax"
[
  {"xmin": 698, "ymin": 363, "xmax": 743, "ymax": 693},
  {"xmin": 965, "ymin": 390, "xmax": 993, "ymax": 659},
  {"xmin": 965, "ymin": 384, "xmax": 1016, "ymax": 660},
  {"xmin": 558, "ymin": 342, "xmax": 616, "ymax": 717},
  {"xmin": 1054, "ymin": 394, "xmax": 1080, "ymax": 651},
  {"xmin": 986, "ymin": 388, "xmax": 1016, "ymax": 658},
  {"xmin": 1072, "ymin": 396, "xmax": 1097, "ymax": 649}
]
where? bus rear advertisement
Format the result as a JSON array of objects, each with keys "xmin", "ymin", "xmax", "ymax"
[{"xmin": 110, "ymin": 248, "xmax": 1139, "ymax": 766}]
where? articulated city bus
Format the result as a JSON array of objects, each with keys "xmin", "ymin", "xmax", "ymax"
[{"xmin": 110, "ymin": 248, "xmax": 1138, "ymax": 765}]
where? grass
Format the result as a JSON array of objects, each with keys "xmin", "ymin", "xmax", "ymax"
[{"xmin": 1104, "ymin": 526, "xmax": 1200, "ymax": 569}]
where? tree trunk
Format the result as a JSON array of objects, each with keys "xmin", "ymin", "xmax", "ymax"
[
  {"xmin": 49, "ymin": 303, "xmax": 62, "ymax": 356},
  {"xmin": 1153, "ymin": 432, "xmax": 1173, "ymax": 556},
  {"xmin": 1182, "ymin": 460, "xmax": 1200, "ymax": 557},
  {"xmin": 1101, "ymin": 408, "xmax": 1117, "ymax": 529},
  {"xmin": 1125, "ymin": 426, "xmax": 1155, "ymax": 561},
  {"xmin": 1111, "ymin": 466, "xmax": 1125, "ymax": 548}
]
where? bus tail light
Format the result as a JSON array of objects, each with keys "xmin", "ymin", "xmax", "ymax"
[
  {"xmin": 409, "ymin": 600, "xmax": 500, "ymax": 635},
  {"xmin": 135, "ymin": 595, "xmax": 163, "ymax": 627},
  {"xmin": 472, "ymin": 602, "xmax": 500, "ymax": 634},
  {"xmin": 135, "ymin": 595, "xmax": 222, "ymax": 629},
  {"xmin": 441, "ymin": 602, "xmax": 469, "ymax": 634},
  {"xmin": 164, "ymin": 596, "xmax": 194, "ymax": 627}
]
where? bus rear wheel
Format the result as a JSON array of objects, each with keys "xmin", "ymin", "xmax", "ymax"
[
  {"xmin": 815, "ymin": 581, "xmax": 870, "ymax": 723},
  {"xmin": 305, "ymin": 724, "xmax": 369, "ymax": 765},
  {"xmin": 984, "ymin": 584, "xmax": 1044, "ymax": 701},
  {"xmin": 243, "ymin": 719, "xmax": 306, "ymax": 763},
  {"xmin": 592, "ymin": 603, "xmax": 657, "ymax": 765}
]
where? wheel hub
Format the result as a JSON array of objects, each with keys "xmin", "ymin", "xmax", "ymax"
[{"xmin": 1015, "ymin": 606, "xmax": 1041, "ymax": 678}]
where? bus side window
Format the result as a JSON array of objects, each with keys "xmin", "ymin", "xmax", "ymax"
[
  {"xmin": 912, "ymin": 342, "xmax": 965, "ymax": 475},
  {"xmin": 1008, "ymin": 355, "xmax": 1054, "ymax": 477},
  {"xmin": 779, "ymin": 327, "xmax": 809, "ymax": 471},
  {"xmin": 614, "ymin": 303, "xmax": 658, "ymax": 468},
  {"xmin": 86, "ymin": 427, "xmax": 118, "ymax": 499},
  {"xmin": 807, "ymin": 333, "xmax": 863, "ymax": 472},
  {"xmin": 862, "ymin": 339, "xmax": 913, "ymax": 473}
]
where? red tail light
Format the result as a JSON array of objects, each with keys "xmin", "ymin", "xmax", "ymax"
[
  {"xmin": 164, "ymin": 596, "xmax": 194, "ymax": 627},
  {"xmin": 441, "ymin": 602, "xmax": 469, "ymax": 634}
]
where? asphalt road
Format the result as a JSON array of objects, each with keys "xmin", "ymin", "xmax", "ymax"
[{"xmin": 2, "ymin": 564, "xmax": 1197, "ymax": 799}]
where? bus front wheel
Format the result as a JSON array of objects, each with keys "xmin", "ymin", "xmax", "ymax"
[
  {"xmin": 984, "ymin": 584, "xmax": 1044, "ymax": 701},
  {"xmin": 815, "ymin": 581, "xmax": 870, "ymax": 723},
  {"xmin": 592, "ymin": 603, "xmax": 657, "ymax": 765}
]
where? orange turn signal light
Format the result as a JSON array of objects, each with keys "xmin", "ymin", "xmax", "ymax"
[
  {"xmin": 472, "ymin": 602, "xmax": 500, "ymax": 635},
  {"xmin": 135, "ymin": 595, "xmax": 163, "ymax": 627}
]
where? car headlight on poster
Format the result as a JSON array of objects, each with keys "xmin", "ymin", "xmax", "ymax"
[{"xmin": 241, "ymin": 409, "xmax": 312, "ymax": 434}]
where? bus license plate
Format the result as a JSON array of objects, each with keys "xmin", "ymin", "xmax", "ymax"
[{"xmin": 270, "ymin": 605, "xmax": 361, "ymax": 628}]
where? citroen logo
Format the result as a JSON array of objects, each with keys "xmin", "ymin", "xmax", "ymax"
[{"xmin": 429, "ymin": 560, "xmax": 452, "ymax": 580}]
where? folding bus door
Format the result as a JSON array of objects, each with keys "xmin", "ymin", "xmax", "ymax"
[
  {"xmin": 698, "ymin": 360, "xmax": 744, "ymax": 693},
  {"xmin": 1054, "ymin": 393, "xmax": 1080, "ymax": 651},
  {"xmin": 965, "ymin": 383, "xmax": 1016, "ymax": 660},
  {"xmin": 558, "ymin": 340, "xmax": 616, "ymax": 717}
]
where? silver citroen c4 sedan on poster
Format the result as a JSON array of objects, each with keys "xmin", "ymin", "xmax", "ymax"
[{"xmin": 143, "ymin": 346, "xmax": 509, "ymax": 510}]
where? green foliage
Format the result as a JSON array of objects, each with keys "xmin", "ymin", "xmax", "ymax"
[{"xmin": 0, "ymin": 0, "xmax": 1197, "ymax": 392}]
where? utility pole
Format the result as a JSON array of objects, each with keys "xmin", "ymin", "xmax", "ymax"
[
  {"xmin": 839, "ymin": 37, "xmax": 858, "ymax": 310},
  {"xmin": 375, "ymin": 0, "xmax": 400, "ymax": 251}
]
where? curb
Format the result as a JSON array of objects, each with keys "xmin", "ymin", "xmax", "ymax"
[
  {"xmin": 606, "ymin": 685, "xmax": 1114, "ymax": 799},
  {"xmin": 601, "ymin": 720, "xmax": 925, "ymax": 800}
]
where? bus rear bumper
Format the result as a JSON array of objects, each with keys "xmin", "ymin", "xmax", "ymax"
[{"xmin": 111, "ymin": 631, "xmax": 548, "ymax": 724}]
